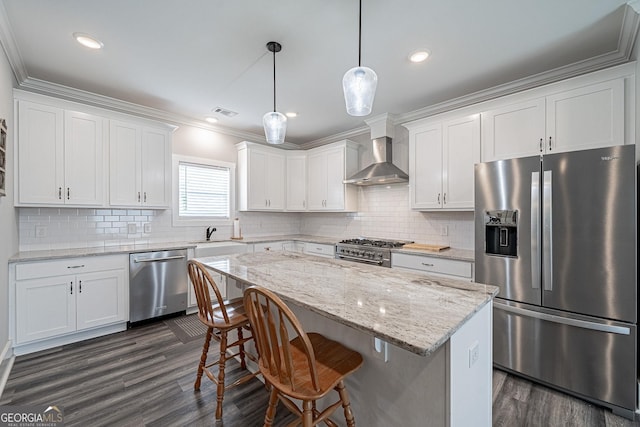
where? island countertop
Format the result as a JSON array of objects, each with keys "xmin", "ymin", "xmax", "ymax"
[{"xmin": 195, "ymin": 251, "xmax": 498, "ymax": 357}]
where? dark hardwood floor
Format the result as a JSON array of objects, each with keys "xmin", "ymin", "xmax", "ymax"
[{"xmin": 1, "ymin": 316, "xmax": 639, "ymax": 426}]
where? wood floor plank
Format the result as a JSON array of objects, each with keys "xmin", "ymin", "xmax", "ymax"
[{"xmin": 2, "ymin": 316, "xmax": 639, "ymax": 426}]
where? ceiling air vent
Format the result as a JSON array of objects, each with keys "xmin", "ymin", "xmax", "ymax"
[{"xmin": 212, "ymin": 107, "xmax": 238, "ymax": 118}]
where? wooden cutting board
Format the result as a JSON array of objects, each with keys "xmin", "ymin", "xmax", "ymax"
[{"xmin": 402, "ymin": 243, "xmax": 450, "ymax": 252}]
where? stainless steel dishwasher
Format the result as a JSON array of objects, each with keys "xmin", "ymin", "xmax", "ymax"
[{"xmin": 129, "ymin": 249, "xmax": 187, "ymax": 323}]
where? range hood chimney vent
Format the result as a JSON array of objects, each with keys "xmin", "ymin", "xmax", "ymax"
[{"xmin": 343, "ymin": 114, "xmax": 409, "ymax": 186}]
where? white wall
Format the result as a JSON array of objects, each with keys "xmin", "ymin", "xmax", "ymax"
[{"xmin": 0, "ymin": 47, "xmax": 17, "ymax": 357}]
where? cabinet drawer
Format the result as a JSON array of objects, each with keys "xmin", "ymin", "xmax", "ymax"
[
  {"xmin": 303, "ymin": 242, "xmax": 335, "ymax": 258},
  {"xmin": 391, "ymin": 252, "xmax": 472, "ymax": 278},
  {"xmin": 15, "ymin": 255, "xmax": 127, "ymax": 280},
  {"xmin": 253, "ymin": 241, "xmax": 291, "ymax": 252}
]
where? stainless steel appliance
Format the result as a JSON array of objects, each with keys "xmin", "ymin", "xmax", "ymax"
[
  {"xmin": 475, "ymin": 145, "xmax": 637, "ymax": 418},
  {"xmin": 335, "ymin": 238, "xmax": 411, "ymax": 267},
  {"xmin": 129, "ymin": 249, "xmax": 188, "ymax": 323}
]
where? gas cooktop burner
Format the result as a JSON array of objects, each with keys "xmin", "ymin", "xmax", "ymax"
[{"xmin": 338, "ymin": 238, "xmax": 409, "ymax": 249}]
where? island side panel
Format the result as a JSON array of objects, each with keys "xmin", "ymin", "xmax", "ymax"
[
  {"xmin": 290, "ymin": 305, "xmax": 448, "ymax": 427},
  {"xmin": 449, "ymin": 301, "xmax": 492, "ymax": 427}
]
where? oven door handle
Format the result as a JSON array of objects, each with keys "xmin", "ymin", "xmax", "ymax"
[{"xmin": 336, "ymin": 254, "xmax": 384, "ymax": 266}]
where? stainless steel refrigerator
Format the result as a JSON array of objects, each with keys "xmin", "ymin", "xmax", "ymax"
[{"xmin": 475, "ymin": 144, "xmax": 637, "ymax": 418}]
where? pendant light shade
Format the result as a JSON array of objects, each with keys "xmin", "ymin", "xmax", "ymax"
[
  {"xmin": 343, "ymin": 0, "xmax": 377, "ymax": 117},
  {"xmin": 263, "ymin": 41, "xmax": 287, "ymax": 145},
  {"xmin": 342, "ymin": 66, "xmax": 377, "ymax": 116},
  {"xmin": 263, "ymin": 111, "xmax": 287, "ymax": 144}
]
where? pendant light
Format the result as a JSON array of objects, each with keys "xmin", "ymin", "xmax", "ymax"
[
  {"xmin": 342, "ymin": 0, "xmax": 377, "ymax": 117},
  {"xmin": 263, "ymin": 41, "xmax": 287, "ymax": 145}
]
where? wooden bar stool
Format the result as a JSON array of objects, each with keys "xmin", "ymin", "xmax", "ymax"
[
  {"xmin": 187, "ymin": 260, "xmax": 258, "ymax": 420},
  {"xmin": 243, "ymin": 286, "xmax": 364, "ymax": 427}
]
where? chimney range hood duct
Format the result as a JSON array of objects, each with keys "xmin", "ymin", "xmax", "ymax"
[{"xmin": 343, "ymin": 136, "xmax": 409, "ymax": 186}]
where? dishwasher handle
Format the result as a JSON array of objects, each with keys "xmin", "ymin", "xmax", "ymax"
[{"xmin": 134, "ymin": 255, "xmax": 186, "ymax": 263}]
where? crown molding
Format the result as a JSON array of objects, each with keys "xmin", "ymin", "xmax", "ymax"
[
  {"xmin": 2, "ymin": 4, "xmax": 638, "ymax": 149},
  {"xmin": 393, "ymin": 4, "xmax": 639, "ymax": 126},
  {"xmin": 0, "ymin": 1, "xmax": 27, "ymax": 83},
  {"xmin": 299, "ymin": 124, "xmax": 370, "ymax": 150}
]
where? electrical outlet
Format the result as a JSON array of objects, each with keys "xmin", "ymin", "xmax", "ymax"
[
  {"xmin": 440, "ymin": 225, "xmax": 448, "ymax": 236},
  {"xmin": 469, "ymin": 341, "xmax": 479, "ymax": 368},
  {"xmin": 127, "ymin": 223, "xmax": 137, "ymax": 234},
  {"xmin": 373, "ymin": 337, "xmax": 389, "ymax": 363},
  {"xmin": 144, "ymin": 223, "xmax": 151, "ymax": 233},
  {"xmin": 35, "ymin": 225, "xmax": 48, "ymax": 238}
]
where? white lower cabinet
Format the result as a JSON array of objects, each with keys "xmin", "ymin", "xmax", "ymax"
[
  {"xmin": 253, "ymin": 241, "xmax": 293, "ymax": 252},
  {"xmin": 14, "ymin": 255, "xmax": 127, "ymax": 345},
  {"xmin": 391, "ymin": 252, "xmax": 473, "ymax": 280},
  {"xmin": 303, "ymin": 242, "xmax": 335, "ymax": 258}
]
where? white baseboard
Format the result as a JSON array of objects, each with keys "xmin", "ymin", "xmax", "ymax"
[{"xmin": 0, "ymin": 340, "xmax": 15, "ymax": 398}]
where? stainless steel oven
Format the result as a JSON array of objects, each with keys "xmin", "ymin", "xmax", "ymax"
[{"xmin": 335, "ymin": 238, "xmax": 411, "ymax": 268}]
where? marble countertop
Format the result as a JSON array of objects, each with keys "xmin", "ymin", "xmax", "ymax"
[
  {"xmin": 196, "ymin": 251, "xmax": 497, "ymax": 357},
  {"xmin": 9, "ymin": 234, "xmax": 474, "ymax": 263},
  {"xmin": 8, "ymin": 242, "xmax": 197, "ymax": 263}
]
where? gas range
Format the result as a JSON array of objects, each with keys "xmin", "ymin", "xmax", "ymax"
[{"xmin": 335, "ymin": 238, "xmax": 413, "ymax": 267}]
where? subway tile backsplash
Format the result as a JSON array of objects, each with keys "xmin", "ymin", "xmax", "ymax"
[{"xmin": 18, "ymin": 185, "xmax": 474, "ymax": 251}]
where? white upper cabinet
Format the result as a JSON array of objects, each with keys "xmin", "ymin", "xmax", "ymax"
[
  {"xmin": 286, "ymin": 152, "xmax": 307, "ymax": 211},
  {"xmin": 17, "ymin": 101, "xmax": 106, "ymax": 206},
  {"xmin": 482, "ymin": 78, "xmax": 626, "ymax": 161},
  {"xmin": 64, "ymin": 111, "xmax": 105, "ymax": 205},
  {"xmin": 109, "ymin": 120, "xmax": 171, "ymax": 208},
  {"xmin": 306, "ymin": 140, "xmax": 358, "ymax": 212},
  {"xmin": 545, "ymin": 79, "xmax": 624, "ymax": 153},
  {"xmin": 237, "ymin": 142, "xmax": 286, "ymax": 211},
  {"xmin": 405, "ymin": 114, "xmax": 480, "ymax": 211},
  {"xmin": 141, "ymin": 127, "xmax": 171, "ymax": 207},
  {"xmin": 15, "ymin": 92, "xmax": 172, "ymax": 209},
  {"xmin": 481, "ymin": 98, "xmax": 545, "ymax": 161}
]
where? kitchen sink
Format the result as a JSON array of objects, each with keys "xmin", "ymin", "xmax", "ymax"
[{"xmin": 194, "ymin": 241, "xmax": 248, "ymax": 257}]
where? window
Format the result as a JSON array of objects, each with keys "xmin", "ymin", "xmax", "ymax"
[{"xmin": 173, "ymin": 155, "xmax": 235, "ymax": 226}]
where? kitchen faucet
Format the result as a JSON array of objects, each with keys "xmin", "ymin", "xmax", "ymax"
[{"xmin": 206, "ymin": 227, "xmax": 216, "ymax": 241}]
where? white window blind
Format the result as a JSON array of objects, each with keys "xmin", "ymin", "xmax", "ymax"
[{"xmin": 178, "ymin": 162, "xmax": 230, "ymax": 218}]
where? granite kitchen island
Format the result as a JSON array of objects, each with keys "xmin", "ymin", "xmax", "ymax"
[{"xmin": 195, "ymin": 251, "xmax": 498, "ymax": 427}]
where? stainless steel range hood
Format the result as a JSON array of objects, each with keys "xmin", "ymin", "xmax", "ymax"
[{"xmin": 343, "ymin": 136, "xmax": 409, "ymax": 186}]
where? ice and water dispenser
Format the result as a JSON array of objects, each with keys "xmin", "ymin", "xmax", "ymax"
[{"xmin": 484, "ymin": 210, "xmax": 518, "ymax": 257}]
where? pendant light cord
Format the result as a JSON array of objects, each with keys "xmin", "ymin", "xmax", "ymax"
[
  {"xmin": 358, "ymin": 0, "xmax": 362, "ymax": 67},
  {"xmin": 272, "ymin": 48, "xmax": 277, "ymax": 112}
]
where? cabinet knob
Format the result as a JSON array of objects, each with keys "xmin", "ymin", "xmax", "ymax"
[
  {"xmin": 79, "ymin": 280, "xmax": 82, "ymax": 293},
  {"xmin": 70, "ymin": 282, "xmax": 73, "ymax": 295},
  {"xmin": 138, "ymin": 192, "xmax": 141, "ymax": 202},
  {"xmin": 437, "ymin": 193, "xmax": 441, "ymax": 204},
  {"xmin": 548, "ymin": 136, "xmax": 552, "ymax": 151},
  {"xmin": 58, "ymin": 187, "xmax": 62, "ymax": 200},
  {"xmin": 67, "ymin": 187, "xmax": 70, "ymax": 200},
  {"xmin": 144, "ymin": 192, "xmax": 147, "ymax": 203},
  {"xmin": 443, "ymin": 193, "xmax": 447, "ymax": 204},
  {"xmin": 539, "ymin": 138, "xmax": 543, "ymax": 152}
]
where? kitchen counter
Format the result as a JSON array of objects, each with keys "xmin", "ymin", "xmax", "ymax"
[
  {"xmin": 392, "ymin": 246, "xmax": 474, "ymax": 262},
  {"xmin": 9, "ymin": 234, "xmax": 475, "ymax": 264},
  {"xmin": 197, "ymin": 251, "xmax": 495, "ymax": 356},
  {"xmin": 8, "ymin": 242, "xmax": 197, "ymax": 263},
  {"xmin": 196, "ymin": 250, "xmax": 495, "ymax": 426}
]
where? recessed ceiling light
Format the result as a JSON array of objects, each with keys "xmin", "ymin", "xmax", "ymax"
[
  {"xmin": 73, "ymin": 33, "xmax": 103, "ymax": 50},
  {"xmin": 205, "ymin": 117, "xmax": 218, "ymax": 124},
  {"xmin": 285, "ymin": 112, "xmax": 298, "ymax": 118},
  {"xmin": 409, "ymin": 50, "xmax": 430, "ymax": 63}
]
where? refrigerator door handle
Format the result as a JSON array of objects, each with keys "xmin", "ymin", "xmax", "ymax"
[
  {"xmin": 543, "ymin": 170, "xmax": 553, "ymax": 291},
  {"xmin": 494, "ymin": 302, "xmax": 631, "ymax": 335},
  {"xmin": 531, "ymin": 171, "xmax": 540, "ymax": 290}
]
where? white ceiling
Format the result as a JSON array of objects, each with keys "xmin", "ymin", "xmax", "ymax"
[{"xmin": 0, "ymin": 0, "xmax": 637, "ymax": 145}]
